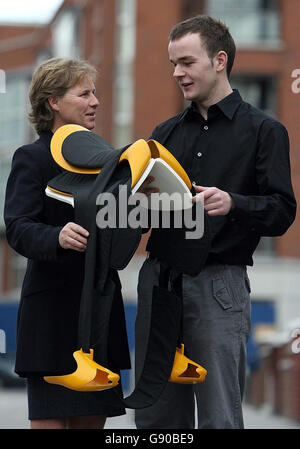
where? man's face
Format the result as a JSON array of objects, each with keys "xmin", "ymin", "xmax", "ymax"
[{"xmin": 168, "ymin": 33, "xmax": 218, "ymax": 104}]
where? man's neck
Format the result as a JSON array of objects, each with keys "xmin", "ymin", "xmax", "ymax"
[{"xmin": 195, "ymin": 81, "xmax": 233, "ymax": 120}]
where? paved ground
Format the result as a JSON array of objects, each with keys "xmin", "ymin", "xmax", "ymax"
[{"xmin": 0, "ymin": 387, "xmax": 299, "ymax": 429}]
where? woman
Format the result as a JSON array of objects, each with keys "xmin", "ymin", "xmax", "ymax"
[{"xmin": 4, "ymin": 58, "xmax": 131, "ymax": 429}]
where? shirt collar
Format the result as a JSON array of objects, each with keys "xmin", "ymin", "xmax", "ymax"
[
  {"xmin": 38, "ymin": 129, "xmax": 53, "ymax": 149},
  {"xmin": 216, "ymin": 89, "xmax": 243, "ymax": 120},
  {"xmin": 185, "ymin": 88, "xmax": 243, "ymax": 121}
]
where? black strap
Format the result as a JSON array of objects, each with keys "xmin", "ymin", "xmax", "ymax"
[
  {"xmin": 74, "ymin": 153, "xmax": 121, "ymax": 352},
  {"xmin": 122, "ymin": 280, "xmax": 182, "ymax": 408},
  {"xmin": 158, "ymin": 261, "xmax": 184, "ymax": 347}
]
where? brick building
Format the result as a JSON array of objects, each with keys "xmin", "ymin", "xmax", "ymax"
[{"xmin": 0, "ymin": 0, "xmax": 299, "ymax": 409}]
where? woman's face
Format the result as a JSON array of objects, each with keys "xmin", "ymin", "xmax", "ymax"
[{"xmin": 50, "ymin": 76, "xmax": 100, "ymax": 131}]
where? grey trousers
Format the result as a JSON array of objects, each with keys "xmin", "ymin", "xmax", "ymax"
[{"xmin": 134, "ymin": 258, "xmax": 251, "ymax": 429}]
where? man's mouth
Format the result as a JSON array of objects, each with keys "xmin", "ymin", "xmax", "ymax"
[
  {"xmin": 86, "ymin": 112, "xmax": 96, "ymax": 117},
  {"xmin": 181, "ymin": 82, "xmax": 193, "ymax": 89}
]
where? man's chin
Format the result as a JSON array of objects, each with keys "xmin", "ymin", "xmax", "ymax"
[
  {"xmin": 182, "ymin": 89, "xmax": 196, "ymax": 102},
  {"xmin": 183, "ymin": 93, "xmax": 196, "ymax": 102}
]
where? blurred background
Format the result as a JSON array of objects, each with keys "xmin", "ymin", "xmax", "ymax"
[{"xmin": 0, "ymin": 0, "xmax": 299, "ymax": 429}]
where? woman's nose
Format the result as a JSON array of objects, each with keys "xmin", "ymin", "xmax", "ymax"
[{"xmin": 90, "ymin": 93, "xmax": 100, "ymax": 107}]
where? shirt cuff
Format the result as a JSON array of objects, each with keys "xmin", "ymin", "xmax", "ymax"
[{"xmin": 227, "ymin": 193, "xmax": 255, "ymax": 230}]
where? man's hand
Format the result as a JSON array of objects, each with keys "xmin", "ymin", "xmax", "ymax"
[
  {"xmin": 137, "ymin": 176, "xmax": 160, "ymax": 197},
  {"xmin": 59, "ymin": 222, "xmax": 89, "ymax": 252},
  {"xmin": 192, "ymin": 185, "xmax": 234, "ymax": 216}
]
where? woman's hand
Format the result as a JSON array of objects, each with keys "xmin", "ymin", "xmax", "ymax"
[{"xmin": 58, "ymin": 222, "xmax": 89, "ymax": 252}]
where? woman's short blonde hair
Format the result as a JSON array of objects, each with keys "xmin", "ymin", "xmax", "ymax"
[{"xmin": 28, "ymin": 57, "xmax": 98, "ymax": 134}]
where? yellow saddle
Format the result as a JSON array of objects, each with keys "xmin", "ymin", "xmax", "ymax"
[
  {"xmin": 46, "ymin": 124, "xmax": 192, "ymax": 209},
  {"xmin": 43, "ymin": 124, "xmax": 206, "ymax": 393}
]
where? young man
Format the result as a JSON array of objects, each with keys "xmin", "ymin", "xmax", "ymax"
[{"xmin": 135, "ymin": 15, "xmax": 296, "ymax": 429}]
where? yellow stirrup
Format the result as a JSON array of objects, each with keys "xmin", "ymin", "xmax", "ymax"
[
  {"xmin": 44, "ymin": 349, "xmax": 120, "ymax": 392},
  {"xmin": 169, "ymin": 344, "xmax": 207, "ymax": 384}
]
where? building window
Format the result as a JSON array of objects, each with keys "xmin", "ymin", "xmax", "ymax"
[
  {"xmin": 113, "ymin": 0, "xmax": 136, "ymax": 147},
  {"xmin": 0, "ymin": 75, "xmax": 31, "ymax": 231},
  {"xmin": 52, "ymin": 8, "xmax": 79, "ymax": 58},
  {"xmin": 206, "ymin": 0, "xmax": 280, "ymax": 46},
  {"xmin": 231, "ymin": 74, "xmax": 277, "ymax": 117},
  {"xmin": 0, "ymin": 76, "xmax": 29, "ymax": 149}
]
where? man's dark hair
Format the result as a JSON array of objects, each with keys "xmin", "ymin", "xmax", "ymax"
[{"xmin": 169, "ymin": 15, "xmax": 236, "ymax": 77}]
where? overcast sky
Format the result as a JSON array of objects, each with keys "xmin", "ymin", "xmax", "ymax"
[{"xmin": 0, "ymin": 0, "xmax": 64, "ymax": 24}]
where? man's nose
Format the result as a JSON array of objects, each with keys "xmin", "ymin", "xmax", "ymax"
[{"xmin": 173, "ymin": 65, "xmax": 185, "ymax": 78}]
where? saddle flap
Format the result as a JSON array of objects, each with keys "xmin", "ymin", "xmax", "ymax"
[
  {"xmin": 147, "ymin": 139, "xmax": 192, "ymax": 190},
  {"xmin": 51, "ymin": 124, "xmax": 120, "ymax": 174},
  {"xmin": 119, "ymin": 139, "xmax": 151, "ymax": 189}
]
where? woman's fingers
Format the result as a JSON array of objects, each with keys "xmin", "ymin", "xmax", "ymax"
[{"xmin": 59, "ymin": 222, "xmax": 89, "ymax": 251}]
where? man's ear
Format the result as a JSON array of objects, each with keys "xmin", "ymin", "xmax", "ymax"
[
  {"xmin": 214, "ymin": 51, "xmax": 228, "ymax": 74},
  {"xmin": 48, "ymin": 96, "xmax": 60, "ymax": 112}
]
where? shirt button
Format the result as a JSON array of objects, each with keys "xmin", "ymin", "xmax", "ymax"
[
  {"xmin": 192, "ymin": 181, "xmax": 196, "ymax": 186},
  {"xmin": 197, "ymin": 152, "xmax": 202, "ymax": 157},
  {"xmin": 203, "ymin": 125, "xmax": 208, "ymax": 130}
]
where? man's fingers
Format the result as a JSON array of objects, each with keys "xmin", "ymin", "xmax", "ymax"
[
  {"xmin": 204, "ymin": 201, "xmax": 223, "ymax": 212},
  {"xmin": 137, "ymin": 176, "xmax": 160, "ymax": 196},
  {"xmin": 192, "ymin": 187, "xmax": 233, "ymax": 216},
  {"xmin": 143, "ymin": 187, "xmax": 160, "ymax": 197},
  {"xmin": 192, "ymin": 186, "xmax": 217, "ymax": 203},
  {"xmin": 143, "ymin": 176, "xmax": 155, "ymax": 186},
  {"xmin": 191, "ymin": 191, "xmax": 205, "ymax": 203},
  {"xmin": 140, "ymin": 176, "xmax": 156, "ymax": 190},
  {"xmin": 206, "ymin": 209, "xmax": 222, "ymax": 216},
  {"xmin": 193, "ymin": 185, "xmax": 207, "ymax": 191},
  {"xmin": 204, "ymin": 196, "xmax": 221, "ymax": 206},
  {"xmin": 194, "ymin": 185, "xmax": 217, "ymax": 199}
]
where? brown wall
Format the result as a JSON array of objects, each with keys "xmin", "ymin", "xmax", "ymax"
[{"xmin": 133, "ymin": 0, "xmax": 183, "ymax": 140}]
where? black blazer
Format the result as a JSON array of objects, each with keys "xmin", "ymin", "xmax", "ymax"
[{"xmin": 4, "ymin": 131, "xmax": 130, "ymax": 376}]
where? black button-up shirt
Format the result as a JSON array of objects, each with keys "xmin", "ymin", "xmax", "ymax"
[{"xmin": 146, "ymin": 89, "xmax": 296, "ymax": 266}]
